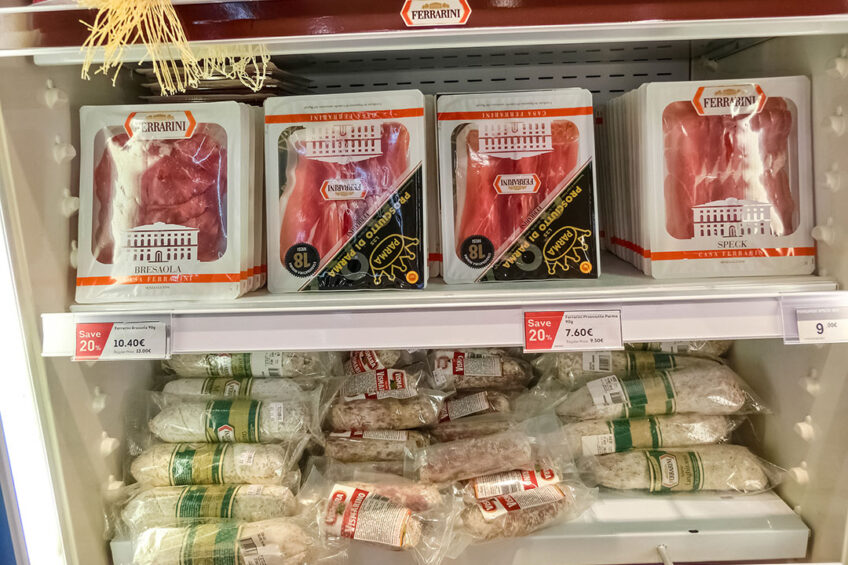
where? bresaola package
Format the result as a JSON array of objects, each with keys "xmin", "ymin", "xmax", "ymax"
[
  {"xmin": 77, "ymin": 102, "xmax": 256, "ymax": 302},
  {"xmin": 437, "ymin": 89, "xmax": 600, "ymax": 283},
  {"xmin": 604, "ymin": 76, "xmax": 814, "ymax": 277},
  {"xmin": 265, "ymin": 90, "xmax": 427, "ymax": 292}
]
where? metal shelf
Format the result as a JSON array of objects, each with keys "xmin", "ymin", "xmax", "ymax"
[{"xmin": 41, "ymin": 254, "xmax": 840, "ymax": 356}]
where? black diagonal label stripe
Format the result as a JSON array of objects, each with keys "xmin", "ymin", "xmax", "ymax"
[
  {"xmin": 480, "ymin": 162, "xmax": 598, "ymax": 282},
  {"xmin": 309, "ymin": 164, "xmax": 426, "ymax": 290}
]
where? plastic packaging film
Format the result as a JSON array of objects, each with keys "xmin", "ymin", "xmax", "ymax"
[{"xmin": 162, "ymin": 351, "xmax": 343, "ymax": 378}]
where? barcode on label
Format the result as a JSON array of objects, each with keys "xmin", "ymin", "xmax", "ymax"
[
  {"xmin": 239, "ymin": 536, "xmax": 258, "ymax": 555},
  {"xmin": 582, "ymin": 352, "xmax": 612, "ymax": 372},
  {"xmin": 598, "ymin": 355, "xmax": 611, "ymax": 372},
  {"xmin": 266, "ymin": 366, "xmax": 282, "ymax": 377},
  {"xmin": 586, "ymin": 375, "xmax": 626, "ymax": 407}
]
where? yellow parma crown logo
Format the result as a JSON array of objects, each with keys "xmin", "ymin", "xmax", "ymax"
[
  {"xmin": 369, "ymin": 235, "xmax": 419, "ymax": 284},
  {"xmin": 422, "ymin": 1, "xmax": 450, "ymax": 8},
  {"xmin": 543, "ymin": 226, "xmax": 591, "ymax": 275},
  {"xmin": 713, "ymin": 88, "xmax": 742, "ymax": 96},
  {"xmin": 145, "ymin": 113, "xmax": 175, "ymax": 121}
]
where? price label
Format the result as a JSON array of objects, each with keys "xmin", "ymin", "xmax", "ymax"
[
  {"xmin": 524, "ymin": 310, "xmax": 623, "ymax": 352},
  {"xmin": 796, "ymin": 307, "xmax": 848, "ymax": 344},
  {"xmin": 74, "ymin": 321, "xmax": 168, "ymax": 360}
]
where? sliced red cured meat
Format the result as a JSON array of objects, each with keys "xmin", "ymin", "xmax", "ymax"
[
  {"xmin": 279, "ymin": 122, "xmax": 410, "ymax": 261},
  {"xmin": 455, "ymin": 119, "xmax": 580, "ymax": 255}
]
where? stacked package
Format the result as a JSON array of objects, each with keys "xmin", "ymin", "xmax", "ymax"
[
  {"xmin": 265, "ymin": 90, "xmax": 428, "ymax": 292},
  {"xmin": 535, "ymin": 343, "xmax": 782, "ymax": 494},
  {"xmin": 601, "ymin": 76, "xmax": 814, "ymax": 278},
  {"xmin": 77, "ymin": 102, "xmax": 265, "ymax": 302},
  {"xmin": 120, "ymin": 351, "xmax": 342, "ymax": 564},
  {"xmin": 437, "ymin": 89, "xmax": 600, "ymax": 283}
]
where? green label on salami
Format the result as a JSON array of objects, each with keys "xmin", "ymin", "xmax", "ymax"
[
  {"xmin": 204, "ymin": 400, "xmax": 261, "ymax": 443},
  {"xmin": 608, "ymin": 417, "xmax": 662, "ymax": 451},
  {"xmin": 179, "ymin": 522, "xmax": 242, "ymax": 565},
  {"xmin": 624, "ymin": 352, "xmax": 678, "ymax": 378},
  {"xmin": 175, "ymin": 485, "xmax": 239, "ymax": 519},
  {"xmin": 169, "ymin": 444, "xmax": 229, "ymax": 485},
  {"xmin": 200, "ymin": 378, "xmax": 254, "ymax": 397},
  {"xmin": 620, "ymin": 372, "xmax": 676, "ymax": 418},
  {"xmin": 645, "ymin": 450, "xmax": 704, "ymax": 492}
]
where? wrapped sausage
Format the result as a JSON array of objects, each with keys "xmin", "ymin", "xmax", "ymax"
[
  {"xmin": 534, "ymin": 350, "xmax": 714, "ymax": 389},
  {"xmin": 430, "ymin": 349, "xmax": 534, "ymax": 391},
  {"xmin": 555, "ymin": 364, "xmax": 766, "ymax": 421},
  {"xmin": 162, "ymin": 351, "xmax": 342, "ymax": 378},
  {"xmin": 131, "ymin": 443, "xmax": 304, "ymax": 487},
  {"xmin": 428, "ymin": 417, "xmax": 514, "ymax": 442},
  {"xmin": 325, "ymin": 430, "xmax": 429, "ymax": 462},
  {"xmin": 162, "ymin": 377, "xmax": 304, "ymax": 400},
  {"xmin": 408, "ymin": 414, "xmax": 565, "ymax": 483},
  {"xmin": 299, "ymin": 464, "xmax": 461, "ymax": 565},
  {"xmin": 121, "ymin": 484, "xmax": 296, "ymax": 533},
  {"xmin": 626, "ymin": 341, "xmax": 732, "ymax": 358},
  {"xmin": 132, "ymin": 517, "xmax": 319, "ymax": 565},
  {"xmin": 437, "ymin": 391, "xmax": 512, "ymax": 423},
  {"xmin": 586, "ymin": 445, "xmax": 782, "ymax": 493},
  {"xmin": 460, "ymin": 481, "xmax": 596, "ymax": 542},
  {"xmin": 564, "ymin": 414, "xmax": 741, "ymax": 456},
  {"xmin": 147, "ymin": 389, "xmax": 321, "ymax": 443},
  {"xmin": 344, "ymin": 350, "xmax": 425, "ymax": 374}
]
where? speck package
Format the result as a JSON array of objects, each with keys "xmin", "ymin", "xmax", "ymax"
[
  {"xmin": 437, "ymin": 89, "xmax": 600, "ymax": 283},
  {"xmin": 643, "ymin": 76, "xmax": 814, "ymax": 277},
  {"xmin": 265, "ymin": 90, "xmax": 428, "ymax": 292},
  {"xmin": 77, "ymin": 102, "xmax": 252, "ymax": 302}
]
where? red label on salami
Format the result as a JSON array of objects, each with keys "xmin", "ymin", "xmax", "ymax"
[{"xmin": 453, "ymin": 351, "xmax": 466, "ymax": 375}]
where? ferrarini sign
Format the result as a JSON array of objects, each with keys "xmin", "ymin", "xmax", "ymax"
[{"xmin": 401, "ymin": 0, "xmax": 472, "ymax": 26}]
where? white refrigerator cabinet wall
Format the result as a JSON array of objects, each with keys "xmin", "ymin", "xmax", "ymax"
[{"xmin": 0, "ymin": 22, "xmax": 847, "ymax": 565}]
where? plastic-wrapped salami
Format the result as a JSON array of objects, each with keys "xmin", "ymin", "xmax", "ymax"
[
  {"xmin": 460, "ymin": 481, "xmax": 596, "ymax": 542},
  {"xmin": 585, "ymin": 445, "xmax": 783, "ymax": 493},
  {"xmin": 564, "ymin": 414, "xmax": 741, "ymax": 456},
  {"xmin": 326, "ymin": 364, "xmax": 449, "ymax": 431},
  {"xmin": 626, "ymin": 341, "xmax": 732, "ymax": 358},
  {"xmin": 408, "ymin": 414, "xmax": 565, "ymax": 483},
  {"xmin": 147, "ymin": 389, "xmax": 321, "ymax": 443},
  {"xmin": 162, "ymin": 377, "xmax": 304, "ymax": 400},
  {"xmin": 555, "ymin": 364, "xmax": 767, "ymax": 421},
  {"xmin": 298, "ymin": 463, "xmax": 461, "ymax": 565},
  {"xmin": 344, "ymin": 350, "xmax": 425, "ymax": 374},
  {"xmin": 428, "ymin": 416, "xmax": 514, "ymax": 443},
  {"xmin": 121, "ymin": 484, "xmax": 296, "ymax": 533},
  {"xmin": 534, "ymin": 350, "xmax": 714, "ymax": 389},
  {"xmin": 131, "ymin": 443, "xmax": 304, "ymax": 487},
  {"xmin": 162, "ymin": 351, "xmax": 342, "ymax": 378},
  {"xmin": 325, "ymin": 430, "xmax": 429, "ymax": 462},
  {"xmin": 430, "ymin": 349, "xmax": 534, "ymax": 391},
  {"xmin": 132, "ymin": 517, "xmax": 319, "ymax": 565},
  {"xmin": 437, "ymin": 391, "xmax": 513, "ymax": 423}
]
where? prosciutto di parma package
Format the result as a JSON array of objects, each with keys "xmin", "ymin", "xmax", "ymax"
[
  {"xmin": 605, "ymin": 76, "xmax": 814, "ymax": 277},
  {"xmin": 77, "ymin": 102, "xmax": 251, "ymax": 302},
  {"xmin": 265, "ymin": 90, "xmax": 427, "ymax": 292},
  {"xmin": 437, "ymin": 89, "xmax": 600, "ymax": 283}
]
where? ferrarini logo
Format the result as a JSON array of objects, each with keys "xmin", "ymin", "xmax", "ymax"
[
  {"xmin": 692, "ymin": 84, "xmax": 766, "ymax": 116},
  {"xmin": 124, "ymin": 111, "xmax": 197, "ymax": 139},
  {"xmin": 401, "ymin": 0, "xmax": 471, "ymax": 27},
  {"xmin": 216, "ymin": 424, "xmax": 235, "ymax": 442},
  {"xmin": 659, "ymin": 453, "xmax": 680, "ymax": 488}
]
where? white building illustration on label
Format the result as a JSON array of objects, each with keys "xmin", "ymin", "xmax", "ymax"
[
  {"xmin": 692, "ymin": 198, "xmax": 775, "ymax": 239},
  {"xmin": 122, "ymin": 223, "xmax": 199, "ymax": 263}
]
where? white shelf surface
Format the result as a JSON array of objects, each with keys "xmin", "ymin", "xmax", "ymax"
[
  {"xmin": 41, "ymin": 254, "xmax": 841, "ymax": 355},
  {"xmin": 107, "ymin": 491, "xmax": 808, "ymax": 565}
]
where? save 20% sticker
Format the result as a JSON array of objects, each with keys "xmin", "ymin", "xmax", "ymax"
[{"xmin": 524, "ymin": 310, "xmax": 623, "ymax": 352}]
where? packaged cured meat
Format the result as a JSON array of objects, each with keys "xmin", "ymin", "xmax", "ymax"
[
  {"xmin": 429, "ymin": 349, "xmax": 534, "ymax": 391},
  {"xmin": 325, "ymin": 430, "xmax": 429, "ymax": 462},
  {"xmin": 120, "ymin": 484, "xmax": 296, "ymax": 533},
  {"xmin": 437, "ymin": 89, "xmax": 600, "ymax": 283},
  {"xmin": 407, "ymin": 414, "xmax": 566, "ymax": 483},
  {"xmin": 459, "ymin": 481, "xmax": 596, "ymax": 542},
  {"xmin": 162, "ymin": 351, "xmax": 342, "ymax": 378},
  {"xmin": 554, "ymin": 364, "xmax": 768, "ymax": 421},
  {"xmin": 298, "ymin": 463, "xmax": 461, "ymax": 565},
  {"xmin": 425, "ymin": 95, "xmax": 442, "ymax": 278},
  {"xmin": 564, "ymin": 414, "xmax": 741, "ymax": 457},
  {"xmin": 145, "ymin": 389, "xmax": 321, "ymax": 443},
  {"xmin": 77, "ymin": 102, "xmax": 251, "ymax": 302},
  {"xmin": 344, "ymin": 349, "xmax": 425, "ymax": 374},
  {"xmin": 132, "ymin": 517, "xmax": 320, "ymax": 565},
  {"xmin": 437, "ymin": 391, "xmax": 512, "ymax": 423},
  {"xmin": 603, "ymin": 76, "xmax": 814, "ymax": 278},
  {"xmin": 428, "ymin": 416, "xmax": 514, "ymax": 443},
  {"xmin": 533, "ymin": 350, "xmax": 715, "ymax": 389},
  {"xmin": 265, "ymin": 90, "xmax": 428, "ymax": 291},
  {"xmin": 626, "ymin": 340, "xmax": 732, "ymax": 358},
  {"xmin": 130, "ymin": 443, "xmax": 303, "ymax": 487},
  {"xmin": 162, "ymin": 377, "xmax": 305, "ymax": 399},
  {"xmin": 326, "ymin": 363, "xmax": 450, "ymax": 431},
  {"xmin": 584, "ymin": 444, "xmax": 783, "ymax": 493}
]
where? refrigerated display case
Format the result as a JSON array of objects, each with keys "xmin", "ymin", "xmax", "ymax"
[{"xmin": 0, "ymin": 2, "xmax": 848, "ymax": 565}]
